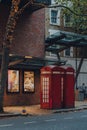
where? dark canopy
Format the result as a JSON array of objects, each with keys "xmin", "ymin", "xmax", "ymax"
[{"xmin": 45, "ymin": 31, "xmax": 87, "ymax": 48}]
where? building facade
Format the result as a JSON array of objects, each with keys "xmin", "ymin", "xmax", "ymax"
[
  {"xmin": 0, "ymin": 1, "xmax": 50, "ymax": 106},
  {"xmin": 45, "ymin": 0, "xmax": 87, "ymax": 90}
]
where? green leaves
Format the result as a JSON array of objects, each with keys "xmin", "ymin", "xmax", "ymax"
[{"xmin": 55, "ymin": 0, "xmax": 87, "ymax": 34}]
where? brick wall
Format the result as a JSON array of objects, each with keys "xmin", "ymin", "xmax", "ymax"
[
  {"xmin": 11, "ymin": 9, "xmax": 45, "ymax": 58},
  {"xmin": 0, "ymin": 3, "xmax": 45, "ymax": 58}
]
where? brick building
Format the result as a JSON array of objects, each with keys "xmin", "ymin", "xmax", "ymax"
[{"xmin": 0, "ymin": 0, "xmax": 51, "ymax": 106}]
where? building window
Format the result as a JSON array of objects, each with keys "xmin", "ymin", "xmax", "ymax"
[
  {"xmin": 51, "ymin": 10, "xmax": 58, "ymax": 24},
  {"xmin": 8, "ymin": 70, "xmax": 19, "ymax": 93},
  {"xmin": 64, "ymin": 47, "xmax": 73, "ymax": 57},
  {"xmin": 64, "ymin": 48, "xmax": 70, "ymax": 57},
  {"xmin": 50, "ymin": 9, "xmax": 60, "ymax": 26},
  {"xmin": 64, "ymin": 13, "xmax": 73, "ymax": 27},
  {"xmin": 51, "ymin": 0, "xmax": 56, "ymax": 4},
  {"xmin": 24, "ymin": 71, "xmax": 34, "ymax": 92}
]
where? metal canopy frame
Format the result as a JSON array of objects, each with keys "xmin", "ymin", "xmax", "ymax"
[
  {"xmin": 0, "ymin": 54, "xmax": 65, "ymax": 70},
  {"xmin": 45, "ymin": 30, "xmax": 87, "ymax": 60},
  {"xmin": 45, "ymin": 31, "xmax": 87, "ymax": 48},
  {"xmin": 45, "ymin": 31, "xmax": 87, "ymax": 86}
]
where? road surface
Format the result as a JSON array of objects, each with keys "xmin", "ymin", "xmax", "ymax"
[{"xmin": 0, "ymin": 109, "xmax": 87, "ymax": 130}]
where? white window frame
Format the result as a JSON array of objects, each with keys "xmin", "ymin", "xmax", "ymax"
[
  {"xmin": 64, "ymin": 13, "xmax": 73, "ymax": 27},
  {"xmin": 50, "ymin": 8, "xmax": 60, "ymax": 26},
  {"xmin": 51, "ymin": 0, "xmax": 56, "ymax": 4},
  {"xmin": 64, "ymin": 47, "xmax": 73, "ymax": 57},
  {"xmin": 64, "ymin": 1, "xmax": 73, "ymax": 27}
]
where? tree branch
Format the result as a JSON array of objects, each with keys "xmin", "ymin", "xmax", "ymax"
[{"xmin": 48, "ymin": 4, "xmax": 87, "ymax": 16}]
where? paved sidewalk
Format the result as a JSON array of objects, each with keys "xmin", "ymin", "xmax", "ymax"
[{"xmin": 1, "ymin": 101, "xmax": 87, "ymax": 117}]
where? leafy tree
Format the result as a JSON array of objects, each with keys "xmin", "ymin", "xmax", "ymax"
[{"xmin": 55, "ymin": 0, "xmax": 87, "ymax": 34}]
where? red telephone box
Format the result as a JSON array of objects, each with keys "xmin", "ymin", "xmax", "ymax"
[
  {"xmin": 40, "ymin": 65, "xmax": 65, "ymax": 109},
  {"xmin": 62, "ymin": 66, "xmax": 75, "ymax": 108}
]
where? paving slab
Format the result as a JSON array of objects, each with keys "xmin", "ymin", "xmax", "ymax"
[{"xmin": 1, "ymin": 101, "xmax": 87, "ymax": 117}]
